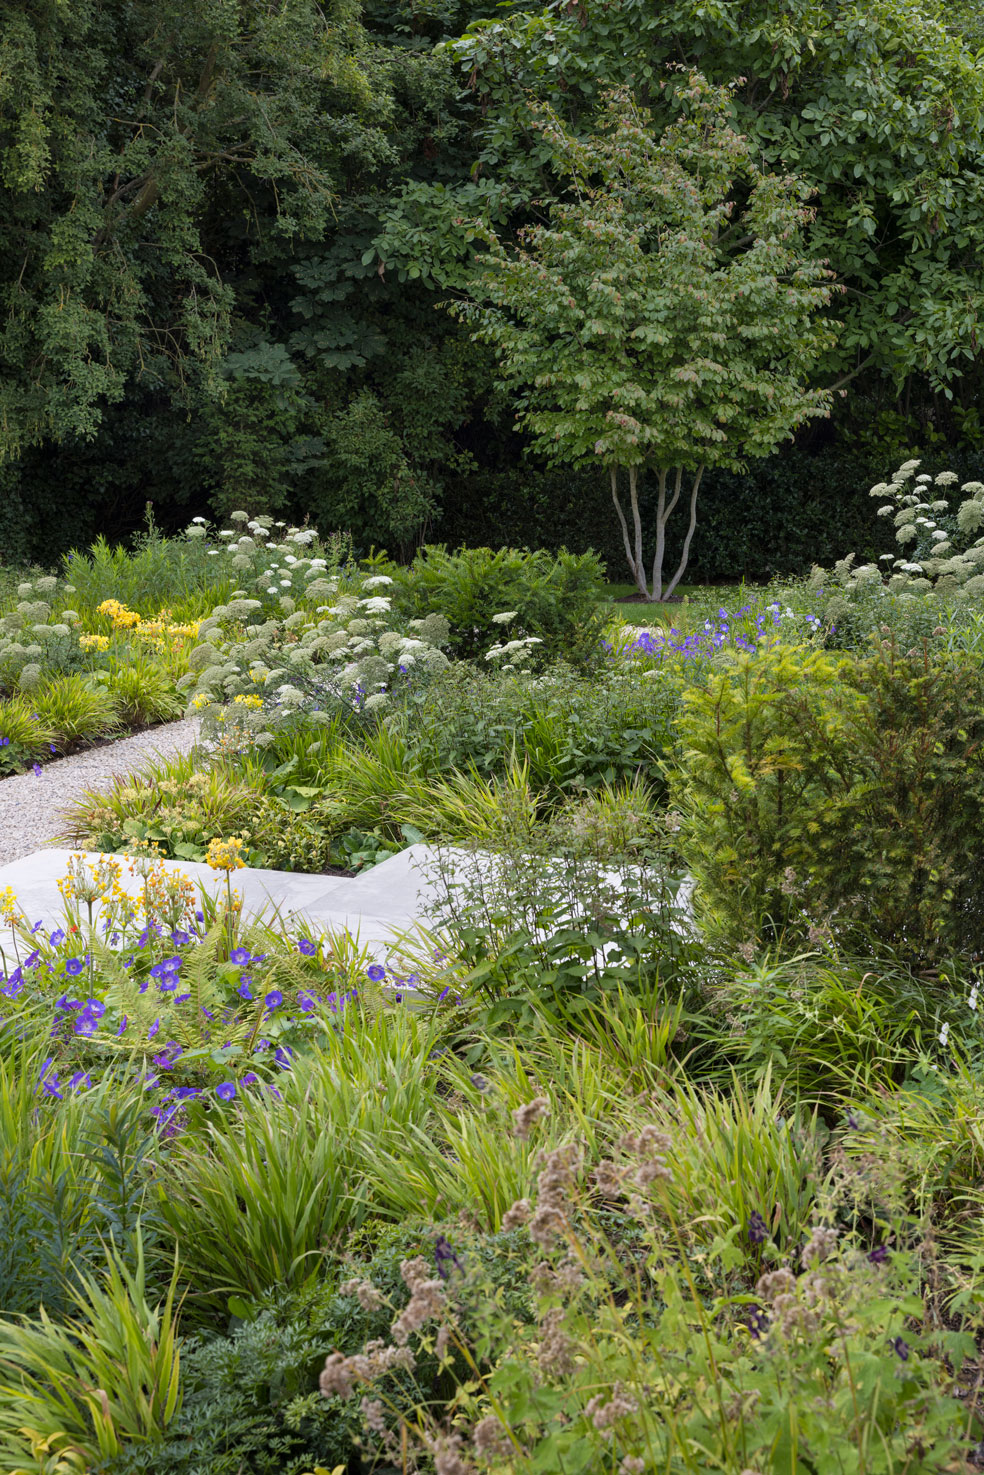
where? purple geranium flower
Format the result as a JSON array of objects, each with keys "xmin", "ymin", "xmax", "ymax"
[
  {"xmin": 748, "ymin": 1211, "xmax": 769, "ymax": 1246},
  {"xmin": 229, "ymin": 947, "xmax": 251, "ymax": 966},
  {"xmin": 64, "ymin": 957, "xmax": 84, "ymax": 977},
  {"xmin": 49, "ymin": 929, "xmax": 65, "ymax": 946},
  {"xmin": 297, "ymin": 938, "xmax": 317, "ymax": 957},
  {"xmin": 367, "ymin": 964, "xmax": 386, "ymax": 982},
  {"xmin": 434, "ymin": 1235, "xmax": 464, "ymax": 1280},
  {"xmin": 264, "ymin": 990, "xmax": 283, "ymax": 1010},
  {"xmin": 215, "ymin": 1081, "xmax": 237, "ymax": 1101}
]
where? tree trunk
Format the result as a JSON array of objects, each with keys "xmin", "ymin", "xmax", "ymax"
[
  {"xmin": 652, "ymin": 467, "xmax": 682, "ymax": 601},
  {"xmin": 611, "ymin": 462, "xmax": 704, "ymax": 602},
  {"xmin": 663, "ymin": 465, "xmax": 705, "ymax": 600},
  {"xmin": 627, "ymin": 465, "xmax": 647, "ymax": 596},
  {"xmin": 610, "ymin": 465, "xmax": 646, "ymax": 596}
]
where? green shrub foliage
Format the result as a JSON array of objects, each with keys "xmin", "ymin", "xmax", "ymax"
[
  {"xmin": 388, "ymin": 544, "xmax": 608, "ymax": 669},
  {"xmin": 671, "ymin": 642, "xmax": 984, "ymax": 963}
]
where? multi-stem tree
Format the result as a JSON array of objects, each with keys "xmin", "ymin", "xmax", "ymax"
[{"xmin": 455, "ymin": 75, "xmax": 839, "ymax": 600}]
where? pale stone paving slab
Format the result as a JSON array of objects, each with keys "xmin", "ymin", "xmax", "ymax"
[
  {"xmin": 0, "ymin": 843, "xmax": 693, "ymax": 977},
  {"xmin": 0, "ymin": 844, "xmax": 447, "ymax": 967}
]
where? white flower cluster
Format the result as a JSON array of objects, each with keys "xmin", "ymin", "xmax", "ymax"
[
  {"xmin": 853, "ymin": 460, "xmax": 984, "ymax": 598},
  {"xmin": 180, "ymin": 545, "xmax": 450, "ymax": 735},
  {"xmin": 0, "ymin": 575, "xmax": 83, "ymax": 691}
]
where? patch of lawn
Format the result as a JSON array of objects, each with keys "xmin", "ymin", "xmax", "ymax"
[{"xmin": 600, "ymin": 581, "xmax": 745, "ymax": 627}]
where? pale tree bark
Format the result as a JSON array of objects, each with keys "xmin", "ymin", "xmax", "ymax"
[
  {"xmin": 611, "ymin": 462, "xmax": 705, "ymax": 600},
  {"xmin": 627, "ymin": 464, "xmax": 645, "ymax": 593},
  {"xmin": 610, "ymin": 465, "xmax": 647, "ymax": 596},
  {"xmin": 651, "ymin": 467, "xmax": 681, "ymax": 601},
  {"xmin": 663, "ymin": 465, "xmax": 705, "ymax": 600}
]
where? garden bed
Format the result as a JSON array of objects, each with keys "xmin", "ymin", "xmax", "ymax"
[{"xmin": 1, "ymin": 483, "xmax": 984, "ymax": 1472}]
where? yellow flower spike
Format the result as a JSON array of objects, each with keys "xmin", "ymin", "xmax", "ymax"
[
  {"xmin": 205, "ymin": 836, "xmax": 246, "ymax": 872},
  {"xmin": 0, "ymin": 886, "xmax": 23, "ymax": 926}
]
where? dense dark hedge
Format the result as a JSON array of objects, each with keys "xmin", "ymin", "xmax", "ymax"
[
  {"xmin": 438, "ymin": 445, "xmax": 984, "ymax": 585},
  {"xmin": 7, "ymin": 422, "xmax": 984, "ymax": 585}
]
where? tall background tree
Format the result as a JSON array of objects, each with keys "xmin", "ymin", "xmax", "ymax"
[
  {"xmin": 456, "ymin": 79, "xmax": 838, "ymax": 600},
  {"xmin": 3, "ymin": 0, "xmax": 984, "ymax": 578}
]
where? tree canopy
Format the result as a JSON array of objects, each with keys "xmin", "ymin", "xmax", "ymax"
[
  {"xmin": 2, "ymin": 0, "xmax": 984, "ymax": 572},
  {"xmin": 0, "ymin": 0, "xmax": 375, "ymax": 453},
  {"xmin": 456, "ymin": 78, "xmax": 837, "ymax": 599}
]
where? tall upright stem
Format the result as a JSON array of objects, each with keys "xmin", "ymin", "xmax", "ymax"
[
  {"xmin": 610, "ymin": 465, "xmax": 646, "ymax": 595},
  {"xmin": 628, "ymin": 465, "xmax": 644, "ymax": 594},
  {"xmin": 655, "ymin": 474, "xmax": 669, "ymax": 607},
  {"xmin": 663, "ymin": 465, "xmax": 705, "ymax": 601}
]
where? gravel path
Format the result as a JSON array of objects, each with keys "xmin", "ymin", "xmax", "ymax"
[{"xmin": 0, "ymin": 717, "xmax": 201, "ymax": 864}]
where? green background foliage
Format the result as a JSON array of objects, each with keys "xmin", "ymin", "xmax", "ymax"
[{"xmin": 2, "ymin": 0, "xmax": 984, "ymax": 571}]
